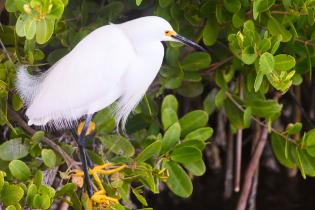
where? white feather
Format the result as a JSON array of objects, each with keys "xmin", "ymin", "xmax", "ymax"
[{"xmin": 16, "ymin": 16, "xmax": 173, "ymax": 130}]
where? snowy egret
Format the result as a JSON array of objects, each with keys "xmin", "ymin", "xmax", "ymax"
[{"xmin": 16, "ymin": 16, "xmax": 206, "ymax": 201}]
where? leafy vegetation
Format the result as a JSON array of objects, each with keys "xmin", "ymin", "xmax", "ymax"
[{"xmin": 1, "ymin": 0, "xmax": 315, "ymax": 209}]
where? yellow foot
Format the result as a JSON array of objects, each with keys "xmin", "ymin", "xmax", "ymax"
[
  {"xmin": 71, "ymin": 162, "xmax": 126, "ymax": 208},
  {"xmin": 90, "ymin": 163, "xmax": 126, "ymax": 175},
  {"xmin": 91, "ymin": 190, "xmax": 118, "ymax": 205},
  {"xmin": 77, "ymin": 120, "xmax": 96, "ymax": 136}
]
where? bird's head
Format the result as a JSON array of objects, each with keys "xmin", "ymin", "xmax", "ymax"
[{"xmin": 120, "ymin": 16, "xmax": 207, "ymax": 52}]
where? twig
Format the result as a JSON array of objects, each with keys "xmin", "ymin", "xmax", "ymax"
[
  {"xmin": 247, "ymin": 124, "xmax": 261, "ymax": 210},
  {"xmin": 224, "ymin": 130, "xmax": 234, "ymax": 199},
  {"xmin": 248, "ymin": 168, "xmax": 259, "ymax": 210},
  {"xmin": 7, "ymin": 107, "xmax": 80, "ymax": 169},
  {"xmin": 235, "ymin": 129, "xmax": 242, "ymax": 192},
  {"xmin": 0, "ymin": 37, "xmax": 13, "ymax": 64},
  {"xmin": 235, "ymin": 76, "xmax": 244, "ymax": 192},
  {"xmin": 204, "ymin": 56, "xmax": 233, "ymax": 74},
  {"xmin": 236, "ymin": 126, "xmax": 268, "ymax": 210},
  {"xmin": 295, "ymin": 39, "xmax": 315, "ymax": 47},
  {"xmin": 224, "ymin": 92, "xmax": 295, "ymax": 144},
  {"xmin": 271, "ymin": 11, "xmax": 307, "ymax": 16}
]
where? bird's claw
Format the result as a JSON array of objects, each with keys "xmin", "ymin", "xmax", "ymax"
[
  {"xmin": 91, "ymin": 190, "xmax": 118, "ymax": 205},
  {"xmin": 71, "ymin": 162, "xmax": 126, "ymax": 209}
]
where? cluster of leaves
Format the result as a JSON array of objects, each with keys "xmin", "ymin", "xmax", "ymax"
[
  {"xmin": 0, "ymin": 166, "xmax": 55, "ymax": 210},
  {"xmin": 1, "ymin": 0, "xmax": 315, "ymax": 209},
  {"xmin": 272, "ymin": 125, "xmax": 315, "ymax": 179}
]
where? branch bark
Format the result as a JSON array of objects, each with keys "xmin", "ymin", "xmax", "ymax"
[{"xmin": 236, "ymin": 126, "xmax": 268, "ymax": 210}]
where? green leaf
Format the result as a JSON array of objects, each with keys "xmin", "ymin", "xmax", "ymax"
[
  {"xmin": 16, "ymin": 14, "xmax": 27, "ymax": 37},
  {"xmin": 267, "ymin": 17, "xmax": 292, "ymax": 42},
  {"xmin": 36, "ymin": 18, "xmax": 54, "ymax": 44},
  {"xmin": 162, "ymin": 108, "xmax": 178, "ymax": 130},
  {"xmin": 286, "ymin": 123, "xmax": 302, "ymax": 135},
  {"xmin": 41, "ymin": 149, "xmax": 56, "ymax": 168},
  {"xmin": 136, "ymin": 0, "xmax": 142, "ymax": 6},
  {"xmin": 113, "ymin": 203, "xmax": 126, "ymax": 210},
  {"xmin": 253, "ymin": 0, "xmax": 275, "ymax": 19},
  {"xmin": 274, "ymin": 54, "xmax": 296, "ymax": 71},
  {"xmin": 9, "ymin": 160, "xmax": 31, "ymax": 181},
  {"xmin": 271, "ymin": 35, "xmax": 282, "ymax": 54},
  {"xmin": 0, "ymin": 184, "xmax": 24, "ymax": 206},
  {"xmin": 183, "ymin": 159, "xmax": 206, "ymax": 176},
  {"xmin": 175, "ymin": 140, "xmax": 206, "ymax": 151},
  {"xmin": 258, "ymin": 38, "xmax": 271, "ymax": 53},
  {"xmin": 31, "ymin": 131, "xmax": 45, "ymax": 143},
  {"xmin": 32, "ymin": 194, "xmax": 51, "ymax": 209},
  {"xmin": 161, "ymin": 95, "xmax": 178, "ymax": 112},
  {"xmin": 171, "ymin": 146, "xmax": 202, "ymax": 164},
  {"xmin": 184, "ymin": 127, "xmax": 213, "ymax": 142},
  {"xmin": 24, "ymin": 18, "xmax": 36, "ymax": 40},
  {"xmin": 203, "ymin": 89, "xmax": 217, "ymax": 115},
  {"xmin": 13, "ymin": 0, "xmax": 28, "ymax": 12},
  {"xmin": 305, "ymin": 129, "xmax": 315, "ymax": 156},
  {"xmin": 26, "ymin": 184, "xmax": 37, "ymax": 206},
  {"xmin": 176, "ymin": 82, "xmax": 204, "ymax": 97},
  {"xmin": 179, "ymin": 110, "xmax": 208, "ymax": 137},
  {"xmin": 47, "ymin": 0, "xmax": 65, "ymax": 19},
  {"xmin": 136, "ymin": 140, "xmax": 162, "ymax": 162},
  {"xmin": 254, "ymin": 72, "xmax": 264, "ymax": 92},
  {"xmin": 86, "ymin": 149, "xmax": 104, "ymax": 165},
  {"xmin": 12, "ymin": 94, "xmax": 23, "ymax": 111},
  {"xmin": 296, "ymin": 148, "xmax": 315, "ymax": 178},
  {"xmin": 34, "ymin": 170, "xmax": 43, "ymax": 186},
  {"xmin": 5, "ymin": 205, "xmax": 17, "ymax": 210},
  {"xmin": 132, "ymin": 188, "xmax": 148, "ymax": 206},
  {"xmin": 0, "ymin": 171, "xmax": 5, "ymax": 192},
  {"xmin": 56, "ymin": 183, "xmax": 77, "ymax": 196},
  {"xmin": 135, "ymin": 163, "xmax": 158, "ymax": 193},
  {"xmin": 203, "ymin": 19, "xmax": 219, "ymax": 46},
  {"xmin": 259, "ymin": 52, "xmax": 275, "ymax": 74},
  {"xmin": 243, "ymin": 107, "xmax": 252, "ymax": 128},
  {"xmin": 100, "ymin": 135, "xmax": 135, "ymax": 157},
  {"xmin": 5, "ymin": 0, "xmax": 17, "ymax": 12},
  {"xmin": 271, "ymin": 133, "xmax": 295, "ymax": 168},
  {"xmin": 0, "ymin": 138, "xmax": 29, "ymax": 161},
  {"xmin": 215, "ymin": 89, "xmax": 226, "ymax": 107},
  {"xmin": 38, "ymin": 185, "xmax": 55, "ymax": 198},
  {"xmin": 224, "ymin": 97, "xmax": 244, "ymax": 128},
  {"xmin": 181, "ymin": 52, "xmax": 211, "ymax": 71},
  {"xmin": 163, "ymin": 161, "xmax": 192, "ymax": 198},
  {"xmin": 232, "ymin": 11, "xmax": 245, "ymax": 28},
  {"xmin": 241, "ymin": 46, "xmax": 257, "ymax": 65},
  {"xmin": 224, "ymin": 0, "xmax": 241, "ymax": 13},
  {"xmin": 244, "ymin": 95, "xmax": 282, "ymax": 120},
  {"xmin": 161, "ymin": 122, "xmax": 181, "ymax": 154},
  {"xmin": 159, "ymin": 0, "xmax": 172, "ymax": 8}
]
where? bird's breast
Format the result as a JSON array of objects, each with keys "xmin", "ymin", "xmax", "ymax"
[{"xmin": 121, "ymin": 42, "xmax": 164, "ymax": 95}]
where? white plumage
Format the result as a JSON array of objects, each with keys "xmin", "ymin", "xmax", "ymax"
[{"xmin": 16, "ymin": 16, "xmax": 205, "ymax": 130}]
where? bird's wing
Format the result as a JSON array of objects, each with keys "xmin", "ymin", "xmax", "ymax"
[{"xmin": 26, "ymin": 25, "xmax": 135, "ymax": 127}]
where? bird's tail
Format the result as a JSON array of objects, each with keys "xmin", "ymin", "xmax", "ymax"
[{"xmin": 15, "ymin": 66, "xmax": 43, "ymax": 106}]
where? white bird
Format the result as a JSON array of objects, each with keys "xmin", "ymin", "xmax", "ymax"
[{"xmin": 15, "ymin": 16, "xmax": 206, "ymax": 199}]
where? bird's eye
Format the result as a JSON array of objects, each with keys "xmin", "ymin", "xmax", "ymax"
[{"xmin": 165, "ymin": 31, "xmax": 170, "ymax": 36}]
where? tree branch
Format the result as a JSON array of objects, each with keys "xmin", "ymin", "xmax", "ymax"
[
  {"xmin": 236, "ymin": 126, "xmax": 268, "ymax": 210},
  {"xmin": 7, "ymin": 107, "xmax": 80, "ymax": 170}
]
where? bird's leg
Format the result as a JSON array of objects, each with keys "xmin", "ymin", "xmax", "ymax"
[
  {"xmin": 71, "ymin": 116, "xmax": 127, "ymax": 207},
  {"xmin": 76, "ymin": 114, "xmax": 94, "ymax": 197},
  {"xmin": 71, "ymin": 128, "xmax": 94, "ymax": 169}
]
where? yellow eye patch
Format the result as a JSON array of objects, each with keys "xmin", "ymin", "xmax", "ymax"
[{"xmin": 165, "ymin": 30, "xmax": 176, "ymax": 36}]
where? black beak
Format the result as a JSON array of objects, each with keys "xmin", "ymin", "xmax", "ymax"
[{"xmin": 171, "ymin": 34, "xmax": 207, "ymax": 52}]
